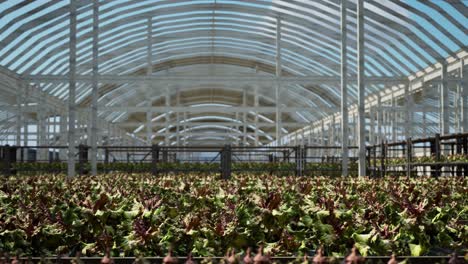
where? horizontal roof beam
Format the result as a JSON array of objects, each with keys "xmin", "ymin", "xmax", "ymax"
[
  {"xmin": 118, "ymin": 121, "xmax": 309, "ymax": 128},
  {"xmin": 0, "ymin": 105, "xmax": 318, "ymax": 114},
  {"xmin": 23, "ymin": 74, "xmax": 412, "ymax": 85}
]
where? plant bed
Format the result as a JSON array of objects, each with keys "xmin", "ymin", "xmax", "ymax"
[
  {"xmin": 0, "ymin": 174, "xmax": 466, "ymax": 258},
  {"xmin": 8, "ymin": 162, "xmax": 359, "ymax": 177}
]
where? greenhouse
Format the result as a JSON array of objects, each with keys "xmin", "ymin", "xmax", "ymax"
[{"xmin": 0, "ymin": 0, "xmax": 467, "ymax": 262}]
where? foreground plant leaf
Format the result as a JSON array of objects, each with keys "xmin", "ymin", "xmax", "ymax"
[{"xmin": 0, "ymin": 174, "xmax": 465, "ymax": 256}]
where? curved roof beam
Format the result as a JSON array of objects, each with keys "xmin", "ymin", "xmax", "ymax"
[{"xmin": 2, "ymin": 1, "xmax": 464, "ymax": 77}]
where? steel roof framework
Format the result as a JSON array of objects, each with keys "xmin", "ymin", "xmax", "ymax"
[{"xmin": 0, "ymin": 0, "xmax": 466, "ymax": 176}]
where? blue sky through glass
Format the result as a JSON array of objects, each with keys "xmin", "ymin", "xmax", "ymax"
[{"xmin": 0, "ymin": 0, "xmax": 466, "ymax": 77}]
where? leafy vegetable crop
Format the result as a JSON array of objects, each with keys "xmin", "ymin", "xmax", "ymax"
[
  {"xmin": 11, "ymin": 162, "xmax": 358, "ymax": 177},
  {"xmin": 0, "ymin": 174, "xmax": 466, "ymax": 257}
]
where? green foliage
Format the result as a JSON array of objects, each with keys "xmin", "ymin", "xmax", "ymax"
[
  {"xmin": 10, "ymin": 161, "xmax": 358, "ymax": 177},
  {"xmin": 0, "ymin": 174, "xmax": 466, "ymax": 257}
]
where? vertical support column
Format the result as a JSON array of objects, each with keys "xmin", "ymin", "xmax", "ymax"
[
  {"xmin": 242, "ymin": 88, "xmax": 247, "ymax": 146},
  {"xmin": 391, "ymin": 92, "xmax": 396, "ymax": 142},
  {"xmin": 422, "ymin": 107, "xmax": 427, "ymax": 156},
  {"xmin": 380, "ymin": 140, "xmax": 386, "ymax": 177},
  {"xmin": 67, "ymin": 0, "xmax": 77, "ymax": 177},
  {"xmin": 340, "ymin": 0, "xmax": 349, "ymax": 176},
  {"xmin": 376, "ymin": 94, "xmax": 382, "ymax": 143},
  {"xmin": 3, "ymin": 145, "xmax": 11, "ymax": 176},
  {"xmin": 16, "ymin": 83, "xmax": 22, "ymax": 148},
  {"xmin": 275, "ymin": 17, "xmax": 282, "ymax": 146},
  {"xmin": 176, "ymin": 89, "xmax": 180, "ymax": 146},
  {"xmin": 369, "ymin": 107, "xmax": 375, "ymax": 145},
  {"xmin": 90, "ymin": 0, "xmax": 99, "ymax": 176},
  {"xmin": 183, "ymin": 112, "xmax": 187, "ymax": 147},
  {"xmin": 330, "ymin": 116, "xmax": 335, "ymax": 156},
  {"xmin": 23, "ymin": 86, "xmax": 28, "ymax": 160},
  {"xmin": 382, "ymin": 106, "xmax": 387, "ymax": 141},
  {"xmin": 440, "ymin": 62, "xmax": 449, "ymax": 135},
  {"xmin": 455, "ymin": 79, "xmax": 461, "ymax": 132},
  {"xmin": 433, "ymin": 133, "xmax": 441, "ymax": 177},
  {"xmin": 165, "ymin": 86, "xmax": 170, "ymax": 146},
  {"xmin": 151, "ymin": 144, "xmax": 159, "ymax": 176},
  {"xmin": 16, "ymin": 83, "xmax": 23, "ymax": 161},
  {"xmin": 146, "ymin": 110, "xmax": 152, "ymax": 145},
  {"xmin": 406, "ymin": 137, "xmax": 412, "ymax": 178},
  {"xmin": 301, "ymin": 128, "xmax": 305, "ymax": 146},
  {"xmin": 307, "ymin": 127, "xmax": 312, "ymax": 160},
  {"xmin": 38, "ymin": 91, "xmax": 47, "ymax": 161},
  {"xmin": 325, "ymin": 122, "xmax": 330, "ymax": 157},
  {"xmin": 354, "ymin": 112, "xmax": 359, "ymax": 146},
  {"xmin": 404, "ymin": 82, "xmax": 413, "ymax": 139},
  {"xmin": 320, "ymin": 120, "xmax": 325, "ymax": 158},
  {"xmin": 59, "ymin": 113, "xmax": 67, "ymax": 160},
  {"xmin": 146, "ymin": 17, "xmax": 153, "ymax": 146},
  {"xmin": 78, "ymin": 144, "xmax": 89, "ymax": 175},
  {"xmin": 254, "ymin": 86, "xmax": 259, "ymax": 146},
  {"xmin": 44, "ymin": 104, "xmax": 50, "ymax": 161},
  {"xmin": 461, "ymin": 59, "xmax": 467, "ymax": 132},
  {"xmin": 221, "ymin": 144, "xmax": 232, "ymax": 180},
  {"xmin": 51, "ymin": 112, "xmax": 56, "ymax": 149},
  {"xmin": 357, "ymin": 0, "xmax": 366, "ymax": 176}
]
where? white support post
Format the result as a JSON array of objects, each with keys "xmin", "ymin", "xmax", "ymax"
[
  {"xmin": 146, "ymin": 110, "xmax": 152, "ymax": 145},
  {"xmin": 165, "ymin": 87, "xmax": 170, "ymax": 146},
  {"xmin": 423, "ymin": 110, "xmax": 427, "ymax": 155},
  {"xmin": 325, "ymin": 123, "xmax": 330, "ymax": 156},
  {"xmin": 391, "ymin": 92, "xmax": 396, "ymax": 142},
  {"xmin": 340, "ymin": 0, "xmax": 349, "ymax": 176},
  {"xmin": 23, "ymin": 86, "xmax": 28, "ymax": 158},
  {"xmin": 354, "ymin": 112, "xmax": 358, "ymax": 146},
  {"xmin": 320, "ymin": 120, "xmax": 325, "ymax": 157},
  {"xmin": 45, "ymin": 107, "xmax": 50, "ymax": 156},
  {"xmin": 67, "ymin": 0, "xmax": 77, "ymax": 177},
  {"xmin": 242, "ymin": 88, "xmax": 247, "ymax": 146},
  {"xmin": 59, "ymin": 113, "xmax": 67, "ymax": 160},
  {"xmin": 404, "ymin": 83, "xmax": 413, "ymax": 139},
  {"xmin": 461, "ymin": 59, "xmax": 467, "ymax": 132},
  {"xmin": 254, "ymin": 86, "xmax": 259, "ymax": 146},
  {"xmin": 146, "ymin": 17, "xmax": 153, "ymax": 146},
  {"xmin": 369, "ymin": 107, "xmax": 375, "ymax": 145},
  {"xmin": 234, "ymin": 112, "xmax": 239, "ymax": 146},
  {"xmin": 455, "ymin": 79, "xmax": 461, "ymax": 132},
  {"xmin": 376, "ymin": 94, "xmax": 382, "ymax": 143},
  {"xmin": 16, "ymin": 82, "xmax": 22, "ymax": 147},
  {"xmin": 38, "ymin": 91, "xmax": 47, "ymax": 160},
  {"xmin": 441, "ymin": 62, "xmax": 449, "ymax": 135},
  {"xmin": 330, "ymin": 116, "xmax": 335, "ymax": 152},
  {"xmin": 357, "ymin": 0, "xmax": 366, "ymax": 176},
  {"xmin": 183, "ymin": 112, "xmax": 187, "ymax": 148},
  {"xmin": 52, "ymin": 112, "xmax": 57, "ymax": 146},
  {"xmin": 90, "ymin": 0, "xmax": 99, "ymax": 176},
  {"xmin": 275, "ymin": 16, "xmax": 282, "ymax": 146},
  {"xmin": 176, "ymin": 88, "xmax": 180, "ymax": 146}
]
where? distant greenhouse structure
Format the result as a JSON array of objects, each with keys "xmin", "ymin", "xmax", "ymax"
[{"xmin": 0, "ymin": 0, "xmax": 467, "ymax": 177}]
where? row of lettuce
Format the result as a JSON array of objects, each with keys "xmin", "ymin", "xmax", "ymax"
[
  {"xmin": 370, "ymin": 154, "xmax": 468, "ymax": 166},
  {"xmin": 0, "ymin": 174, "xmax": 466, "ymax": 257},
  {"xmin": 7, "ymin": 162, "xmax": 358, "ymax": 177}
]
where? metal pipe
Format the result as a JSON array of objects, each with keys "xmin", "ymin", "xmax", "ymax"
[
  {"xmin": 357, "ymin": 0, "xmax": 366, "ymax": 176},
  {"xmin": 341, "ymin": 0, "xmax": 349, "ymax": 176},
  {"xmin": 90, "ymin": 0, "xmax": 99, "ymax": 175},
  {"xmin": 67, "ymin": 0, "xmax": 77, "ymax": 177}
]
